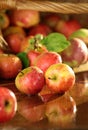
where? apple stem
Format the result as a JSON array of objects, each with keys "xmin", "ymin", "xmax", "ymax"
[
  {"xmin": 5, "ymin": 100, "xmax": 9, "ymax": 107},
  {"xmin": 48, "ymin": 76, "xmax": 57, "ymax": 80}
]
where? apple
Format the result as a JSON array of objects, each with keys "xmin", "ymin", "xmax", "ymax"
[
  {"xmin": 9, "ymin": 9, "xmax": 40, "ymax": 28},
  {"xmin": 27, "ymin": 50, "xmax": 40, "ymax": 66},
  {"xmin": 19, "ymin": 36, "xmax": 33, "ymax": 53},
  {"xmin": 60, "ymin": 38, "xmax": 88, "ymax": 68},
  {"xmin": 0, "ymin": 12, "xmax": 10, "ymax": 29},
  {"xmin": 15, "ymin": 66, "xmax": 45, "ymax": 95},
  {"xmin": 3, "ymin": 26, "xmax": 26, "ymax": 38},
  {"xmin": 18, "ymin": 95, "xmax": 46, "ymax": 122},
  {"xmin": 45, "ymin": 93, "xmax": 76, "ymax": 127},
  {"xmin": 5, "ymin": 33, "xmax": 26, "ymax": 54},
  {"xmin": 69, "ymin": 81, "xmax": 88, "ymax": 102},
  {"xmin": 0, "ymin": 54, "xmax": 22, "ymax": 79},
  {"xmin": 45, "ymin": 63, "xmax": 75, "ymax": 94},
  {"xmin": 44, "ymin": 13, "xmax": 60, "ymax": 29},
  {"xmin": 34, "ymin": 51, "xmax": 62, "ymax": 73},
  {"xmin": 69, "ymin": 28, "xmax": 88, "ymax": 47},
  {"xmin": 0, "ymin": 87, "xmax": 17, "ymax": 123},
  {"xmin": 28, "ymin": 23, "xmax": 52, "ymax": 37},
  {"xmin": 38, "ymin": 85, "xmax": 59, "ymax": 103},
  {"xmin": 55, "ymin": 19, "xmax": 81, "ymax": 38},
  {"xmin": 3, "ymin": 26, "xmax": 26, "ymax": 54}
]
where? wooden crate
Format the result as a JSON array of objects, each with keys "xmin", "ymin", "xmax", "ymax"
[
  {"xmin": 1, "ymin": 0, "xmax": 88, "ymax": 14},
  {"xmin": 0, "ymin": 0, "xmax": 88, "ymax": 73}
]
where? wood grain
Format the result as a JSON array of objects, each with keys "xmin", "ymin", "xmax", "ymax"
[{"xmin": 1, "ymin": 0, "xmax": 88, "ymax": 14}]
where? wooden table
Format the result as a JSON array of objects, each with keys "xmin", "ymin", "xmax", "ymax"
[{"xmin": 0, "ymin": 71, "xmax": 88, "ymax": 130}]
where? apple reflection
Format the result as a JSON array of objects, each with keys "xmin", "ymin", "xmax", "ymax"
[
  {"xmin": 45, "ymin": 93, "xmax": 76, "ymax": 127},
  {"xmin": 17, "ymin": 93, "xmax": 77, "ymax": 128},
  {"xmin": 69, "ymin": 72, "xmax": 88, "ymax": 105},
  {"xmin": 17, "ymin": 95, "xmax": 46, "ymax": 123}
]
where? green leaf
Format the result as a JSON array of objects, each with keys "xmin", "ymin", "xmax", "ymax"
[
  {"xmin": 40, "ymin": 33, "xmax": 70, "ymax": 52},
  {"xmin": 17, "ymin": 52, "xmax": 30, "ymax": 68}
]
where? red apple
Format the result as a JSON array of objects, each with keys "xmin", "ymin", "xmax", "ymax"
[
  {"xmin": 18, "ymin": 95, "xmax": 46, "ymax": 122},
  {"xmin": 55, "ymin": 19, "xmax": 81, "ymax": 38},
  {"xmin": 38, "ymin": 85, "xmax": 59, "ymax": 103},
  {"xmin": 61, "ymin": 38, "xmax": 88, "ymax": 68},
  {"xmin": 28, "ymin": 23, "xmax": 52, "ymax": 37},
  {"xmin": 19, "ymin": 36, "xmax": 33, "ymax": 53},
  {"xmin": 27, "ymin": 50, "xmax": 40, "ymax": 66},
  {"xmin": 15, "ymin": 66, "xmax": 45, "ymax": 95},
  {"xmin": 45, "ymin": 63, "xmax": 75, "ymax": 94},
  {"xmin": 0, "ymin": 54, "xmax": 22, "ymax": 79},
  {"xmin": 5, "ymin": 33, "xmax": 26, "ymax": 54},
  {"xmin": 45, "ymin": 93, "xmax": 76, "ymax": 127},
  {"xmin": 0, "ymin": 87, "xmax": 17, "ymax": 123},
  {"xmin": 44, "ymin": 13, "xmax": 60, "ymax": 29},
  {"xmin": 9, "ymin": 9, "xmax": 40, "ymax": 28},
  {"xmin": 34, "ymin": 51, "xmax": 62, "ymax": 73},
  {"xmin": 0, "ymin": 12, "xmax": 10, "ymax": 29}
]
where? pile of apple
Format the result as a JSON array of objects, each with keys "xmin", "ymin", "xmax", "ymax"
[{"xmin": 0, "ymin": 9, "xmax": 88, "ymax": 124}]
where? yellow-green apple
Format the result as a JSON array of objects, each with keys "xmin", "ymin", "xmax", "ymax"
[
  {"xmin": 9, "ymin": 9, "xmax": 40, "ymax": 28},
  {"xmin": 28, "ymin": 23, "xmax": 52, "ymax": 37},
  {"xmin": 0, "ymin": 87, "xmax": 17, "ymax": 123},
  {"xmin": 34, "ymin": 51, "xmax": 62, "ymax": 73},
  {"xmin": 45, "ymin": 93, "xmax": 76, "ymax": 127},
  {"xmin": 60, "ymin": 38, "xmax": 88, "ymax": 68},
  {"xmin": 3, "ymin": 26, "xmax": 26, "ymax": 38},
  {"xmin": 0, "ymin": 12, "xmax": 10, "ymax": 29},
  {"xmin": 0, "ymin": 54, "xmax": 22, "ymax": 79},
  {"xmin": 18, "ymin": 95, "xmax": 46, "ymax": 122},
  {"xmin": 69, "ymin": 28, "xmax": 88, "ymax": 47},
  {"xmin": 55, "ymin": 19, "xmax": 81, "ymax": 38},
  {"xmin": 45, "ymin": 63, "xmax": 75, "ymax": 94},
  {"xmin": 15, "ymin": 66, "xmax": 45, "ymax": 95}
]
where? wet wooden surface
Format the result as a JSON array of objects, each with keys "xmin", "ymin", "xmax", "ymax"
[{"xmin": 0, "ymin": 71, "xmax": 88, "ymax": 130}]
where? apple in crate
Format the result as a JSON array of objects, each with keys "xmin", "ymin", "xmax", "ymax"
[
  {"xmin": 34, "ymin": 51, "xmax": 62, "ymax": 73},
  {"xmin": 45, "ymin": 93, "xmax": 76, "ymax": 126},
  {"xmin": 27, "ymin": 50, "xmax": 40, "ymax": 66},
  {"xmin": 0, "ymin": 54, "xmax": 22, "ymax": 79},
  {"xmin": 3, "ymin": 26, "xmax": 26, "ymax": 38},
  {"xmin": 45, "ymin": 63, "xmax": 75, "ymax": 94},
  {"xmin": 19, "ymin": 36, "xmax": 33, "ymax": 53},
  {"xmin": 69, "ymin": 28, "xmax": 88, "ymax": 47},
  {"xmin": 28, "ymin": 23, "xmax": 52, "ymax": 37},
  {"xmin": 0, "ymin": 87, "xmax": 17, "ymax": 123},
  {"xmin": 61, "ymin": 38, "xmax": 88, "ymax": 68},
  {"xmin": 44, "ymin": 13, "xmax": 60, "ymax": 29},
  {"xmin": 5, "ymin": 33, "xmax": 26, "ymax": 54},
  {"xmin": 0, "ymin": 12, "xmax": 10, "ymax": 29},
  {"xmin": 18, "ymin": 95, "xmax": 45, "ymax": 122},
  {"xmin": 9, "ymin": 9, "xmax": 40, "ymax": 28},
  {"xmin": 55, "ymin": 19, "xmax": 81, "ymax": 38},
  {"xmin": 15, "ymin": 66, "xmax": 45, "ymax": 95}
]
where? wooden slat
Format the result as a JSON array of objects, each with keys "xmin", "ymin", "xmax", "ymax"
[
  {"xmin": 73, "ymin": 61, "xmax": 88, "ymax": 73},
  {"xmin": 1, "ymin": 0, "xmax": 88, "ymax": 14}
]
